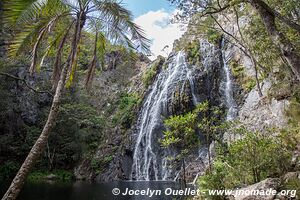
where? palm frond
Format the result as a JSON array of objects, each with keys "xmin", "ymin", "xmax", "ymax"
[
  {"xmin": 29, "ymin": 13, "xmax": 70, "ymax": 75},
  {"xmin": 92, "ymin": 0, "xmax": 150, "ymax": 54},
  {"xmin": 3, "ymin": 0, "xmax": 46, "ymax": 24},
  {"xmin": 8, "ymin": 18, "xmax": 48, "ymax": 57}
]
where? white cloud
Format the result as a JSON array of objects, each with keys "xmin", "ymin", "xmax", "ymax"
[{"xmin": 134, "ymin": 9, "xmax": 185, "ymax": 60}]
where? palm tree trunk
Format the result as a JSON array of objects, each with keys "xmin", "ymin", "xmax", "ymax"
[
  {"xmin": 51, "ymin": 21, "xmax": 75, "ymax": 91},
  {"xmin": 85, "ymin": 32, "xmax": 98, "ymax": 88},
  {"xmin": 248, "ymin": 0, "xmax": 300, "ymax": 81},
  {"xmin": 1, "ymin": 61, "xmax": 69, "ymax": 200}
]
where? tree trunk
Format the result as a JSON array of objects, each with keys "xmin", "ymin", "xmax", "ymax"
[
  {"xmin": 248, "ymin": 0, "xmax": 300, "ymax": 81},
  {"xmin": 85, "ymin": 32, "xmax": 98, "ymax": 88},
  {"xmin": 182, "ymin": 158, "xmax": 187, "ymax": 189},
  {"xmin": 51, "ymin": 21, "xmax": 74, "ymax": 91},
  {"xmin": 206, "ymin": 134, "xmax": 212, "ymax": 172},
  {"xmin": 1, "ymin": 62, "xmax": 69, "ymax": 200}
]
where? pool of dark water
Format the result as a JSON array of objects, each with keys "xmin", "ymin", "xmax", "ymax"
[{"xmin": 1, "ymin": 181, "xmax": 193, "ymax": 200}]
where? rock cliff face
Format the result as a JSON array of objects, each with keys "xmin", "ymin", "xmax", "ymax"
[
  {"xmin": 128, "ymin": 38, "xmax": 234, "ymax": 182},
  {"xmin": 91, "ymin": 31, "xmax": 292, "ymax": 182},
  {"xmin": 74, "ymin": 54, "xmax": 151, "ymax": 181},
  {"xmin": 0, "ymin": 17, "xmax": 293, "ymax": 184},
  {"xmin": 0, "ymin": 66, "xmax": 52, "ymax": 165}
]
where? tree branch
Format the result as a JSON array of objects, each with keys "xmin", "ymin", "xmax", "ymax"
[
  {"xmin": 199, "ymin": 4, "xmax": 231, "ymax": 18},
  {"xmin": 273, "ymin": 10, "xmax": 300, "ymax": 34},
  {"xmin": 233, "ymin": 7, "xmax": 263, "ymax": 96},
  {"xmin": 0, "ymin": 72, "xmax": 53, "ymax": 96}
]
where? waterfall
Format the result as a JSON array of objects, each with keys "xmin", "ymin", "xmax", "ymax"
[
  {"xmin": 221, "ymin": 39, "xmax": 237, "ymax": 121},
  {"xmin": 131, "ymin": 51, "xmax": 199, "ymax": 181}
]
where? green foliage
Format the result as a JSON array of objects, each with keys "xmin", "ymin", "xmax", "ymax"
[
  {"xmin": 281, "ymin": 177, "xmax": 300, "ymax": 197},
  {"xmin": 103, "ymin": 44, "xmax": 139, "ymax": 72},
  {"xmin": 27, "ymin": 170, "xmax": 73, "ymax": 182},
  {"xmin": 184, "ymin": 40, "xmax": 201, "ymax": 65},
  {"xmin": 198, "ymin": 160, "xmax": 228, "ymax": 199},
  {"xmin": 77, "ymin": 32, "xmax": 94, "ymax": 70},
  {"xmin": 142, "ymin": 57, "xmax": 164, "ymax": 87},
  {"xmin": 91, "ymin": 155, "xmax": 114, "ymax": 175},
  {"xmin": 0, "ymin": 161, "xmax": 19, "ymax": 182},
  {"xmin": 206, "ymin": 28, "xmax": 222, "ymax": 44},
  {"xmin": 198, "ymin": 127, "xmax": 296, "ymax": 199},
  {"xmin": 143, "ymin": 67, "xmax": 157, "ymax": 87},
  {"xmin": 243, "ymin": 78, "xmax": 256, "ymax": 92},
  {"xmin": 161, "ymin": 101, "xmax": 225, "ymax": 161},
  {"xmin": 49, "ymin": 102, "xmax": 105, "ymax": 164},
  {"xmin": 196, "ymin": 102, "xmax": 226, "ymax": 142},
  {"xmin": 161, "ymin": 112, "xmax": 198, "ymax": 150},
  {"xmin": 268, "ymin": 80, "xmax": 293, "ymax": 100},
  {"xmin": 112, "ymin": 92, "xmax": 141, "ymax": 128},
  {"xmin": 242, "ymin": 3, "xmax": 300, "ymax": 79},
  {"xmin": 229, "ymin": 60, "xmax": 256, "ymax": 92}
]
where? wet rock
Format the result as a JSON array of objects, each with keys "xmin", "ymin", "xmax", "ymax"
[{"xmin": 74, "ymin": 159, "xmax": 94, "ymax": 180}]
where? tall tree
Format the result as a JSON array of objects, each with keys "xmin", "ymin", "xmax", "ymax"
[
  {"xmin": 170, "ymin": 0, "xmax": 300, "ymax": 81},
  {"xmin": 1, "ymin": 0, "xmax": 149, "ymax": 199}
]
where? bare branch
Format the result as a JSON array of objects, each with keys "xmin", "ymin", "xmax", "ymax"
[
  {"xmin": 0, "ymin": 71, "xmax": 53, "ymax": 96},
  {"xmin": 233, "ymin": 7, "xmax": 263, "ymax": 96},
  {"xmin": 199, "ymin": 4, "xmax": 231, "ymax": 18}
]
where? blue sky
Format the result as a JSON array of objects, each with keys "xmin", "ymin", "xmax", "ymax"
[
  {"xmin": 121, "ymin": 0, "xmax": 185, "ymax": 59},
  {"xmin": 122, "ymin": 0, "xmax": 175, "ymax": 18}
]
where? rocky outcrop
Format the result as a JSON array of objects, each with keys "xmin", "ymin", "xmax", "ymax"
[
  {"xmin": 228, "ymin": 178, "xmax": 280, "ymax": 200},
  {"xmin": 224, "ymin": 79, "xmax": 290, "ymax": 142},
  {"xmin": 227, "ymin": 173, "xmax": 300, "ymax": 200},
  {"xmin": 238, "ymin": 80, "xmax": 289, "ymax": 131},
  {"xmin": 0, "ymin": 67, "xmax": 52, "ymax": 164},
  {"xmin": 74, "ymin": 54, "xmax": 149, "ymax": 181}
]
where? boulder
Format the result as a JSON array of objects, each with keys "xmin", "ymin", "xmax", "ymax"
[{"xmin": 229, "ymin": 178, "xmax": 280, "ymax": 200}]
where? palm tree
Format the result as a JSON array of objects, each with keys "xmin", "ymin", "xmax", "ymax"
[{"xmin": 2, "ymin": 0, "xmax": 150, "ymax": 199}]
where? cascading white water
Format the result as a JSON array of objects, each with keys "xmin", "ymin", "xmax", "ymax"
[
  {"xmin": 131, "ymin": 51, "xmax": 199, "ymax": 181},
  {"xmin": 221, "ymin": 39, "xmax": 237, "ymax": 121},
  {"xmin": 131, "ymin": 39, "xmax": 229, "ymax": 181}
]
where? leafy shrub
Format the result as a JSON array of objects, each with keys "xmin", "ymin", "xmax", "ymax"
[
  {"xmin": 184, "ymin": 40, "xmax": 201, "ymax": 65},
  {"xmin": 198, "ymin": 127, "xmax": 296, "ymax": 199},
  {"xmin": 40, "ymin": 102, "xmax": 106, "ymax": 170},
  {"xmin": 143, "ymin": 67, "xmax": 156, "ymax": 87},
  {"xmin": 0, "ymin": 161, "xmax": 19, "ymax": 182},
  {"xmin": 112, "ymin": 92, "xmax": 141, "ymax": 128},
  {"xmin": 142, "ymin": 57, "xmax": 164, "ymax": 87},
  {"xmin": 206, "ymin": 28, "xmax": 222, "ymax": 44},
  {"xmin": 282, "ymin": 177, "xmax": 300, "ymax": 198},
  {"xmin": 229, "ymin": 60, "xmax": 256, "ymax": 92},
  {"xmin": 27, "ymin": 170, "xmax": 73, "ymax": 182},
  {"xmin": 91, "ymin": 155, "xmax": 114, "ymax": 175}
]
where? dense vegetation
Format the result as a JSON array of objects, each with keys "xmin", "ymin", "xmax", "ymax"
[
  {"xmin": 0, "ymin": 0, "xmax": 150, "ymax": 199},
  {"xmin": 198, "ymin": 119, "xmax": 300, "ymax": 199},
  {"xmin": 0, "ymin": 0, "xmax": 299, "ymax": 199},
  {"xmin": 165, "ymin": 0, "xmax": 300, "ymax": 193}
]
